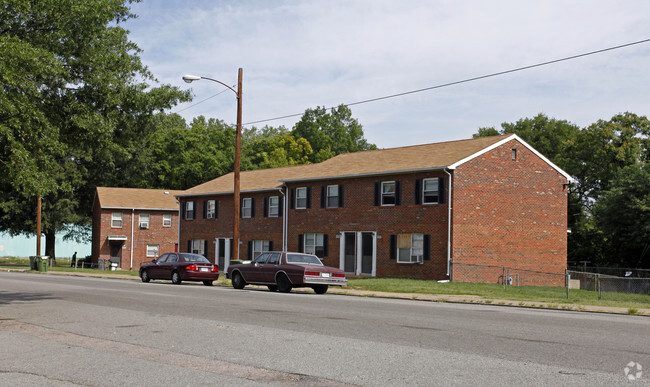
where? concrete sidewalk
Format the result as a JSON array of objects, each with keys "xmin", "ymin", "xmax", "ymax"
[{"xmin": 5, "ymin": 268, "xmax": 649, "ymax": 317}]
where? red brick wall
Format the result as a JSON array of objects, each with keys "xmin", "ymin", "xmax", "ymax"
[
  {"xmin": 451, "ymin": 139, "xmax": 568, "ymax": 286},
  {"xmin": 93, "ymin": 208, "xmax": 178, "ymax": 270}
]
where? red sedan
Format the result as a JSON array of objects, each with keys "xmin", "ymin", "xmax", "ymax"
[
  {"xmin": 226, "ymin": 251, "xmax": 347, "ymax": 294},
  {"xmin": 140, "ymin": 252, "xmax": 219, "ymax": 286}
]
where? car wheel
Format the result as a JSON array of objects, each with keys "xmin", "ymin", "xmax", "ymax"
[
  {"xmin": 203, "ymin": 280, "xmax": 213, "ymax": 286},
  {"xmin": 267, "ymin": 285, "xmax": 278, "ymax": 292},
  {"xmin": 140, "ymin": 269, "xmax": 150, "ymax": 283},
  {"xmin": 171, "ymin": 271, "xmax": 182, "ymax": 285},
  {"xmin": 312, "ymin": 285, "xmax": 328, "ymax": 294},
  {"xmin": 232, "ymin": 272, "xmax": 246, "ymax": 289},
  {"xmin": 276, "ymin": 274, "xmax": 292, "ymax": 293}
]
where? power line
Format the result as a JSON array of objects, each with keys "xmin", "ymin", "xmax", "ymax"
[
  {"xmin": 174, "ymin": 87, "xmax": 232, "ymax": 113},
  {"xmin": 242, "ymin": 38, "xmax": 650, "ymax": 126}
]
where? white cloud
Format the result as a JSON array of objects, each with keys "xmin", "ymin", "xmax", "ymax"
[{"xmin": 126, "ymin": 0, "xmax": 650, "ymax": 148}]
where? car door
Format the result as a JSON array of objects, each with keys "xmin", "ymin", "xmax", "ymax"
[
  {"xmin": 149, "ymin": 253, "xmax": 168, "ymax": 279},
  {"xmin": 261, "ymin": 252, "xmax": 281, "ymax": 283},
  {"xmin": 161, "ymin": 253, "xmax": 179, "ymax": 280},
  {"xmin": 245, "ymin": 253, "xmax": 270, "ymax": 283}
]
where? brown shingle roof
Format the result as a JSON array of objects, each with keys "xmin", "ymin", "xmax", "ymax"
[
  {"xmin": 96, "ymin": 187, "xmax": 183, "ymax": 210},
  {"xmin": 181, "ymin": 135, "xmax": 512, "ymax": 196}
]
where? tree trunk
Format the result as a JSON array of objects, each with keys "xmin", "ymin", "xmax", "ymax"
[{"xmin": 45, "ymin": 229, "xmax": 57, "ymax": 263}]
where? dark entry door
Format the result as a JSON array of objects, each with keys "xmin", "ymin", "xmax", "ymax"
[
  {"xmin": 361, "ymin": 232, "xmax": 373, "ymax": 275},
  {"xmin": 109, "ymin": 242, "xmax": 122, "ymax": 267},
  {"xmin": 344, "ymin": 232, "xmax": 356, "ymax": 273}
]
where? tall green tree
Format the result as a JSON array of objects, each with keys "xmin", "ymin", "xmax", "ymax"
[
  {"xmin": 0, "ymin": 0, "xmax": 190, "ymax": 258},
  {"xmin": 292, "ymin": 105, "xmax": 376, "ymax": 163}
]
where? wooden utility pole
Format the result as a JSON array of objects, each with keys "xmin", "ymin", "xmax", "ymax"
[{"xmin": 36, "ymin": 197, "xmax": 41, "ymax": 256}]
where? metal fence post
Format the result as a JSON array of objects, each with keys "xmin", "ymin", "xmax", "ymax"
[
  {"xmin": 597, "ymin": 274, "xmax": 601, "ymax": 300},
  {"xmin": 566, "ymin": 269, "xmax": 569, "ymax": 299}
]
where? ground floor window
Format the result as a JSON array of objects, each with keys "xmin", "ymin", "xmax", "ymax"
[
  {"xmin": 303, "ymin": 233, "xmax": 325, "ymax": 258},
  {"xmin": 190, "ymin": 239, "xmax": 205, "ymax": 255},
  {"xmin": 397, "ymin": 233, "xmax": 424, "ymax": 263},
  {"xmin": 146, "ymin": 244, "xmax": 159, "ymax": 257},
  {"xmin": 250, "ymin": 240, "xmax": 271, "ymax": 259}
]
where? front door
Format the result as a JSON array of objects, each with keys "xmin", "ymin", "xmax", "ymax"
[
  {"xmin": 214, "ymin": 238, "xmax": 232, "ymax": 273},
  {"xmin": 109, "ymin": 242, "xmax": 122, "ymax": 268},
  {"xmin": 339, "ymin": 232, "xmax": 376, "ymax": 276}
]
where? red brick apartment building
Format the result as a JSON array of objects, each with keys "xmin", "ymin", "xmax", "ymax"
[
  {"xmin": 176, "ymin": 134, "xmax": 572, "ymax": 285},
  {"xmin": 92, "ymin": 187, "xmax": 182, "ymax": 270}
]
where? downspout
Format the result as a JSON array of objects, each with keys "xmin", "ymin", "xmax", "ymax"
[
  {"xmin": 130, "ymin": 209, "xmax": 134, "ymax": 270},
  {"xmin": 280, "ymin": 185, "xmax": 288, "ymax": 251},
  {"xmin": 444, "ymin": 168, "xmax": 452, "ymax": 278},
  {"xmin": 177, "ymin": 200, "xmax": 181, "ymax": 253}
]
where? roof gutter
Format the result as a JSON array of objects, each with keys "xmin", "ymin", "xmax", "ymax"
[
  {"xmin": 444, "ymin": 168, "xmax": 453, "ymax": 278},
  {"xmin": 280, "ymin": 166, "xmax": 448, "ymax": 184}
]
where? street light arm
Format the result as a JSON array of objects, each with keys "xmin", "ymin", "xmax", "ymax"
[{"xmin": 182, "ymin": 74, "xmax": 238, "ymax": 96}]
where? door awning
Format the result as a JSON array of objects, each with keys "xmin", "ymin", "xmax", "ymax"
[{"xmin": 107, "ymin": 235, "xmax": 128, "ymax": 241}]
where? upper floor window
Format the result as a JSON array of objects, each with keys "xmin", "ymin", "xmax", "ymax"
[
  {"xmin": 111, "ymin": 212, "xmax": 123, "ymax": 228},
  {"xmin": 242, "ymin": 198, "xmax": 253, "ymax": 218},
  {"xmin": 326, "ymin": 185, "xmax": 340, "ymax": 208},
  {"xmin": 296, "ymin": 187, "xmax": 308, "ymax": 209},
  {"xmin": 162, "ymin": 214, "xmax": 172, "ymax": 227},
  {"xmin": 381, "ymin": 181, "xmax": 396, "ymax": 206},
  {"xmin": 184, "ymin": 201, "xmax": 194, "ymax": 220},
  {"xmin": 205, "ymin": 199, "xmax": 216, "ymax": 219},
  {"xmin": 422, "ymin": 178, "xmax": 440, "ymax": 204},
  {"xmin": 268, "ymin": 196, "xmax": 279, "ymax": 217},
  {"xmin": 139, "ymin": 214, "xmax": 150, "ymax": 229}
]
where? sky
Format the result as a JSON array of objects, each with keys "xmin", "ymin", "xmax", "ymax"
[{"xmin": 125, "ymin": 0, "xmax": 650, "ymax": 149}]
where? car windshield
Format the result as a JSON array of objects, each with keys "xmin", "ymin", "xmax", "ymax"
[
  {"xmin": 182, "ymin": 254, "xmax": 209, "ymax": 263},
  {"xmin": 286, "ymin": 254, "xmax": 323, "ymax": 265}
]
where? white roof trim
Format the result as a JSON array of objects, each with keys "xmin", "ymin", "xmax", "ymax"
[{"xmin": 448, "ymin": 134, "xmax": 574, "ymax": 182}]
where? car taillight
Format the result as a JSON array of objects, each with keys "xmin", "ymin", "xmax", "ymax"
[
  {"xmin": 332, "ymin": 273, "xmax": 345, "ymax": 278},
  {"xmin": 186, "ymin": 264, "xmax": 197, "ymax": 271},
  {"xmin": 305, "ymin": 271, "xmax": 320, "ymax": 276},
  {"xmin": 211, "ymin": 265, "xmax": 219, "ymax": 272}
]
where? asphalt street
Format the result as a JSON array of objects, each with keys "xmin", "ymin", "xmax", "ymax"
[{"xmin": 0, "ymin": 272, "xmax": 648, "ymax": 385}]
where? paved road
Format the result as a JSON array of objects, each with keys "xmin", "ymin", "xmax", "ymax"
[{"xmin": 0, "ymin": 272, "xmax": 648, "ymax": 385}]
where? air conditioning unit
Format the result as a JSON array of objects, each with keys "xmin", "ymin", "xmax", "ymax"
[{"xmin": 139, "ymin": 222, "xmax": 149, "ymax": 229}]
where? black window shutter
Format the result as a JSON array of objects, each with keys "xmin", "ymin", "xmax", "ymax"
[
  {"xmin": 339, "ymin": 185, "xmax": 344, "ymax": 208},
  {"xmin": 204, "ymin": 240, "xmax": 208, "ymax": 258},
  {"xmin": 374, "ymin": 182, "xmax": 380, "ymax": 206},
  {"xmin": 203, "ymin": 200, "xmax": 207, "ymax": 219},
  {"xmin": 290, "ymin": 188, "xmax": 295, "ymax": 209},
  {"xmin": 269, "ymin": 240, "xmax": 274, "ymax": 251},
  {"xmin": 263, "ymin": 197, "xmax": 269, "ymax": 217},
  {"xmin": 239, "ymin": 197, "xmax": 243, "ymax": 218},
  {"xmin": 389, "ymin": 235, "xmax": 397, "ymax": 259},
  {"xmin": 298, "ymin": 234, "xmax": 304, "ymax": 252},
  {"xmin": 415, "ymin": 179, "xmax": 422, "ymax": 205},
  {"xmin": 229, "ymin": 239, "xmax": 234, "ymax": 259},
  {"xmin": 423, "ymin": 235, "xmax": 431, "ymax": 260},
  {"xmin": 306, "ymin": 187, "xmax": 312, "ymax": 208},
  {"xmin": 438, "ymin": 177, "xmax": 446, "ymax": 204},
  {"xmin": 191, "ymin": 201, "xmax": 195, "ymax": 217},
  {"xmin": 278, "ymin": 198, "xmax": 283, "ymax": 217},
  {"xmin": 251, "ymin": 198, "xmax": 256, "ymax": 218},
  {"xmin": 182, "ymin": 201, "xmax": 186, "ymax": 219},
  {"xmin": 187, "ymin": 240, "xmax": 191, "ymax": 253},
  {"xmin": 248, "ymin": 241, "xmax": 252, "ymax": 260},
  {"xmin": 323, "ymin": 234, "xmax": 329, "ymax": 257},
  {"xmin": 320, "ymin": 186, "xmax": 326, "ymax": 208},
  {"xmin": 215, "ymin": 200, "xmax": 219, "ymax": 218},
  {"xmin": 395, "ymin": 181, "xmax": 402, "ymax": 205}
]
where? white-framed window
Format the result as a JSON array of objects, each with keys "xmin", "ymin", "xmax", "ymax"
[
  {"xmin": 162, "ymin": 214, "xmax": 172, "ymax": 227},
  {"xmin": 296, "ymin": 187, "xmax": 307, "ymax": 209},
  {"xmin": 191, "ymin": 239, "xmax": 205, "ymax": 255},
  {"xmin": 304, "ymin": 233, "xmax": 325, "ymax": 258},
  {"xmin": 206, "ymin": 200, "xmax": 216, "ymax": 219},
  {"xmin": 397, "ymin": 233, "xmax": 424, "ymax": 264},
  {"xmin": 422, "ymin": 178, "xmax": 441, "ymax": 204},
  {"xmin": 252, "ymin": 240, "xmax": 270, "ymax": 259},
  {"xmin": 185, "ymin": 201, "xmax": 194, "ymax": 220},
  {"xmin": 326, "ymin": 185, "xmax": 339, "ymax": 208},
  {"xmin": 242, "ymin": 198, "xmax": 253, "ymax": 218},
  {"xmin": 146, "ymin": 244, "xmax": 159, "ymax": 257},
  {"xmin": 381, "ymin": 181, "xmax": 396, "ymax": 206},
  {"xmin": 111, "ymin": 212, "xmax": 123, "ymax": 228},
  {"xmin": 139, "ymin": 214, "xmax": 150, "ymax": 229},
  {"xmin": 268, "ymin": 196, "xmax": 279, "ymax": 217}
]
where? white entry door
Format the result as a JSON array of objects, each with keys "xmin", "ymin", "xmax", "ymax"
[
  {"xmin": 339, "ymin": 231, "xmax": 376, "ymax": 276},
  {"xmin": 214, "ymin": 238, "xmax": 232, "ymax": 273}
]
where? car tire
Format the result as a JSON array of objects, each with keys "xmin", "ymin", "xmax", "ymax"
[
  {"xmin": 140, "ymin": 270, "xmax": 150, "ymax": 283},
  {"xmin": 276, "ymin": 274, "xmax": 292, "ymax": 293},
  {"xmin": 232, "ymin": 272, "xmax": 246, "ymax": 289},
  {"xmin": 312, "ymin": 285, "xmax": 328, "ymax": 294},
  {"xmin": 267, "ymin": 285, "xmax": 278, "ymax": 292},
  {"xmin": 203, "ymin": 280, "xmax": 213, "ymax": 286},
  {"xmin": 171, "ymin": 271, "xmax": 182, "ymax": 285}
]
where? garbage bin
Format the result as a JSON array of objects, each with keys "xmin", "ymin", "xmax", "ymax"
[
  {"xmin": 37, "ymin": 256, "xmax": 49, "ymax": 272},
  {"xmin": 99, "ymin": 259, "xmax": 106, "ymax": 270},
  {"xmin": 29, "ymin": 256, "xmax": 38, "ymax": 271},
  {"xmin": 110, "ymin": 262, "xmax": 117, "ymax": 271}
]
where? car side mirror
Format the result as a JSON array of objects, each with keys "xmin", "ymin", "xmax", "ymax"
[{"xmin": 152, "ymin": 259, "xmax": 157, "ymax": 264}]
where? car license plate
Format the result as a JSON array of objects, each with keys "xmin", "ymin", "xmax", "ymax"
[
  {"xmin": 200, "ymin": 267, "xmax": 208, "ymax": 272},
  {"xmin": 322, "ymin": 272, "xmax": 330, "ymax": 278}
]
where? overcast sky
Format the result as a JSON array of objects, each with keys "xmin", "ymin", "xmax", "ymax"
[{"xmin": 125, "ymin": 0, "xmax": 650, "ymax": 149}]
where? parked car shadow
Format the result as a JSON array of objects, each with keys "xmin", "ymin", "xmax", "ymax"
[{"xmin": 0, "ymin": 291, "xmax": 60, "ymax": 305}]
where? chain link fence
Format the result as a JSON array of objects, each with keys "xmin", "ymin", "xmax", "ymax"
[{"xmin": 451, "ymin": 262, "xmax": 650, "ymax": 300}]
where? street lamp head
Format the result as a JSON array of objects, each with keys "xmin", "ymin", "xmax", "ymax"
[{"xmin": 182, "ymin": 74, "xmax": 201, "ymax": 83}]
